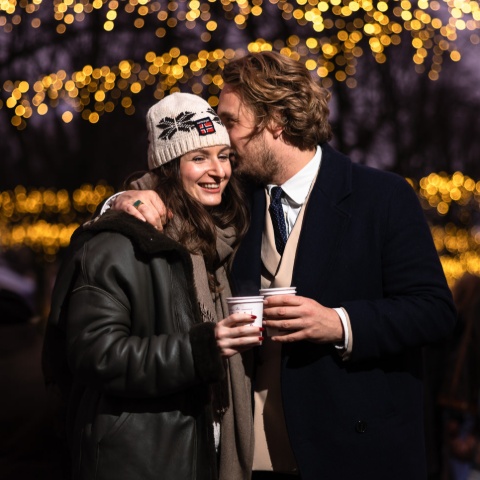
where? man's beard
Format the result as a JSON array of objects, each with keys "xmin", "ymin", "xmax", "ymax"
[{"xmin": 234, "ymin": 141, "xmax": 282, "ymax": 186}]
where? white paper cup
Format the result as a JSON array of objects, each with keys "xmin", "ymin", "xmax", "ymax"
[
  {"xmin": 260, "ymin": 287, "xmax": 297, "ymax": 336},
  {"xmin": 226, "ymin": 296, "xmax": 264, "ymax": 329},
  {"xmin": 259, "ymin": 287, "xmax": 297, "ymax": 296}
]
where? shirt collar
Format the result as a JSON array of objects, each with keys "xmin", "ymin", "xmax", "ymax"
[{"xmin": 267, "ymin": 146, "xmax": 322, "ymax": 206}]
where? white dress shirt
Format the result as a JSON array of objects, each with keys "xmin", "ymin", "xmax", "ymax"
[{"xmin": 266, "ymin": 146, "xmax": 321, "ymax": 236}]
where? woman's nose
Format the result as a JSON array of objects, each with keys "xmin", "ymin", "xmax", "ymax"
[{"xmin": 209, "ymin": 159, "xmax": 226, "ymax": 178}]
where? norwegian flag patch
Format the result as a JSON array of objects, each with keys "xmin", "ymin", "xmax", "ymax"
[{"xmin": 195, "ymin": 117, "xmax": 216, "ymax": 136}]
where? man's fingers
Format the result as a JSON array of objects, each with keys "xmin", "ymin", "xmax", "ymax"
[
  {"xmin": 136, "ymin": 192, "xmax": 169, "ymax": 229},
  {"xmin": 263, "ymin": 294, "xmax": 301, "ymax": 307},
  {"xmin": 149, "ymin": 194, "xmax": 169, "ymax": 218},
  {"xmin": 270, "ymin": 331, "xmax": 305, "ymax": 343},
  {"xmin": 111, "ymin": 190, "xmax": 167, "ymax": 229},
  {"xmin": 111, "ymin": 195, "xmax": 133, "ymax": 210},
  {"xmin": 140, "ymin": 206, "xmax": 165, "ymax": 230},
  {"xmin": 263, "ymin": 296, "xmax": 305, "ymax": 320},
  {"xmin": 123, "ymin": 203, "xmax": 147, "ymax": 222},
  {"xmin": 263, "ymin": 306, "xmax": 303, "ymax": 320},
  {"xmin": 263, "ymin": 319, "xmax": 305, "ymax": 331}
]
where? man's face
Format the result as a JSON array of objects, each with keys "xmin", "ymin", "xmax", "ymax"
[{"xmin": 218, "ymin": 85, "xmax": 279, "ymax": 184}]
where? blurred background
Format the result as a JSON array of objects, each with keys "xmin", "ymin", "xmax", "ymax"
[{"xmin": 1, "ymin": 0, "xmax": 480, "ymax": 479}]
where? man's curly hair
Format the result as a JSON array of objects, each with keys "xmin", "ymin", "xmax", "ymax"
[{"xmin": 222, "ymin": 51, "xmax": 332, "ymax": 150}]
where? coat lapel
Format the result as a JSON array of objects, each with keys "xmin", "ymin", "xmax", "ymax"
[
  {"xmin": 231, "ymin": 186, "xmax": 265, "ymax": 296},
  {"xmin": 292, "ymin": 144, "xmax": 352, "ymax": 301}
]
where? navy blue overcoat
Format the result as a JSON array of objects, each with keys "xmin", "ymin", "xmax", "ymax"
[{"xmin": 232, "ymin": 144, "xmax": 456, "ymax": 480}]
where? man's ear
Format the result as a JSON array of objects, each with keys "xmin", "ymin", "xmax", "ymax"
[{"xmin": 267, "ymin": 120, "xmax": 283, "ymax": 140}]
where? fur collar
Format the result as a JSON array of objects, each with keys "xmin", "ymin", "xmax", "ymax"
[{"xmin": 79, "ymin": 210, "xmax": 191, "ymax": 261}]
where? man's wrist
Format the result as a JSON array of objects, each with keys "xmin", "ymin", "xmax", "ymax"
[
  {"xmin": 333, "ymin": 307, "xmax": 349, "ymax": 350},
  {"xmin": 99, "ymin": 191, "xmax": 124, "ymax": 215}
]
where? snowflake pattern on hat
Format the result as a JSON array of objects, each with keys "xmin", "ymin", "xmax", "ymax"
[{"xmin": 157, "ymin": 108, "xmax": 223, "ymax": 140}]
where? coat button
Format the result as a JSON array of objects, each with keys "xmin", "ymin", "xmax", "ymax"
[{"xmin": 355, "ymin": 420, "xmax": 367, "ymax": 433}]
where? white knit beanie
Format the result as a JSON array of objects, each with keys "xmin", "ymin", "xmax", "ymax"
[{"xmin": 146, "ymin": 93, "xmax": 231, "ymax": 169}]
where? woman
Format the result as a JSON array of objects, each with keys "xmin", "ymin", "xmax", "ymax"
[{"xmin": 43, "ymin": 93, "xmax": 260, "ymax": 480}]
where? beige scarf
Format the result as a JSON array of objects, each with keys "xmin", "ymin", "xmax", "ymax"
[{"xmin": 189, "ymin": 227, "xmax": 254, "ymax": 480}]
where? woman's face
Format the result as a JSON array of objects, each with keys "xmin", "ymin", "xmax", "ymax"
[{"xmin": 179, "ymin": 145, "xmax": 232, "ymax": 207}]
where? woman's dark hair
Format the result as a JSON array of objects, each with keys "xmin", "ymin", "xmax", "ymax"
[{"xmin": 149, "ymin": 158, "xmax": 249, "ymax": 291}]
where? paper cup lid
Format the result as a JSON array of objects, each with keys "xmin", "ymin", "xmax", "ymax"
[
  {"xmin": 226, "ymin": 296, "xmax": 264, "ymax": 302},
  {"xmin": 259, "ymin": 288, "xmax": 296, "ymax": 294}
]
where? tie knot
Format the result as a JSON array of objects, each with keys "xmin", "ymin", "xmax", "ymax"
[{"xmin": 271, "ymin": 186, "xmax": 284, "ymax": 202}]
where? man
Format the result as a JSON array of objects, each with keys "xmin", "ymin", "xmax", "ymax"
[{"xmin": 107, "ymin": 52, "xmax": 456, "ymax": 479}]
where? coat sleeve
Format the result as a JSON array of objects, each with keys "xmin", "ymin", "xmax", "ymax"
[
  {"xmin": 341, "ymin": 177, "xmax": 456, "ymax": 362},
  {"xmin": 65, "ymin": 235, "xmax": 225, "ymax": 398}
]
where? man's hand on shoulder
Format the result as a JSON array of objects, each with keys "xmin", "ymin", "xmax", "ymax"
[{"xmin": 110, "ymin": 190, "xmax": 171, "ymax": 230}]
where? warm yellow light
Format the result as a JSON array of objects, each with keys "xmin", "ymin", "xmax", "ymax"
[
  {"xmin": 378, "ymin": 1, "xmax": 388, "ymax": 12},
  {"xmin": 206, "ymin": 20, "xmax": 217, "ymax": 30},
  {"xmin": 6, "ymin": 97, "xmax": 17, "ymax": 108},
  {"xmin": 451, "ymin": 50, "xmax": 462, "ymax": 61},
  {"xmin": 62, "ymin": 111, "xmax": 74, "ymax": 123},
  {"xmin": 89, "ymin": 112, "xmax": 100, "ymax": 123},
  {"xmin": 38, "ymin": 104, "xmax": 48, "ymax": 115}
]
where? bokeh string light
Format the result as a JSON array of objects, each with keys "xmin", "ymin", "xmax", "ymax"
[
  {"xmin": 2, "ymin": 1, "xmax": 480, "ymax": 286},
  {"xmin": 1, "ymin": 0, "xmax": 480, "ymax": 129},
  {"xmin": 410, "ymin": 172, "xmax": 480, "ymax": 285},
  {"xmin": 0, "ymin": 183, "xmax": 114, "ymax": 261},
  {"xmin": 1, "ymin": 174, "xmax": 479, "ymax": 285}
]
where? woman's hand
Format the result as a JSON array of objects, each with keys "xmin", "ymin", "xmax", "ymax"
[{"xmin": 215, "ymin": 313, "xmax": 263, "ymax": 358}]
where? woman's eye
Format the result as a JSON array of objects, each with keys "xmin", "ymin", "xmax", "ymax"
[
  {"xmin": 192, "ymin": 157, "xmax": 204, "ymax": 163},
  {"xmin": 218, "ymin": 154, "xmax": 229, "ymax": 161}
]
